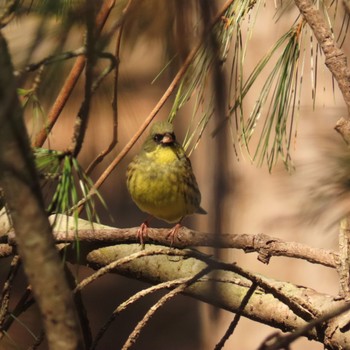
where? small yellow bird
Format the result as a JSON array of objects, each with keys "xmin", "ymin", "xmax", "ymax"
[{"xmin": 127, "ymin": 121, "xmax": 205, "ymax": 244}]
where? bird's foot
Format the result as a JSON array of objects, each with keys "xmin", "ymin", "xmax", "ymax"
[
  {"xmin": 137, "ymin": 221, "xmax": 149, "ymax": 247},
  {"xmin": 166, "ymin": 223, "xmax": 182, "ymax": 245}
]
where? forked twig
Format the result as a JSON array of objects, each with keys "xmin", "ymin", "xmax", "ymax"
[
  {"xmin": 121, "ymin": 267, "xmax": 211, "ymax": 350},
  {"xmin": 214, "ymin": 282, "xmax": 258, "ymax": 350},
  {"xmin": 258, "ymin": 300, "xmax": 350, "ymax": 350},
  {"xmin": 91, "ymin": 278, "xmax": 192, "ymax": 349}
]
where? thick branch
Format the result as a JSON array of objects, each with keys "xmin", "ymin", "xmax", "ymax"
[
  {"xmin": 85, "ymin": 244, "xmax": 350, "ymax": 349},
  {"xmin": 0, "ymin": 33, "xmax": 83, "ymax": 349},
  {"xmin": 2, "ymin": 209, "xmax": 343, "ymax": 346},
  {"xmin": 294, "ymin": 0, "xmax": 350, "ymax": 112}
]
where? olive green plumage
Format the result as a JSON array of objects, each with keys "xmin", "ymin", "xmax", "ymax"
[{"xmin": 127, "ymin": 121, "xmax": 205, "ymax": 223}]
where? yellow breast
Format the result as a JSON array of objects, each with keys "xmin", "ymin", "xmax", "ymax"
[{"xmin": 127, "ymin": 146, "xmax": 200, "ymax": 223}]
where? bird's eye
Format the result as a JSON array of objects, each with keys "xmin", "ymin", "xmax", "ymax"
[{"xmin": 153, "ymin": 134, "xmax": 163, "ymax": 143}]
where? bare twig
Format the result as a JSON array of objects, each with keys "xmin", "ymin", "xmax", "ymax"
[
  {"xmin": 33, "ymin": 0, "xmax": 117, "ymax": 148},
  {"xmin": 214, "ymin": 282, "xmax": 258, "ymax": 350},
  {"xmin": 69, "ymin": 1, "xmax": 96, "ymax": 158},
  {"xmin": 85, "ymin": 242, "xmax": 318, "ymax": 328},
  {"xmin": 86, "ymin": 244, "xmax": 349, "ymax": 348},
  {"xmin": 0, "ymin": 255, "xmax": 21, "ymax": 327},
  {"xmin": 28, "ymin": 330, "xmax": 45, "ymax": 350},
  {"xmin": 121, "ymin": 266, "xmax": 211, "ymax": 350},
  {"xmin": 258, "ymin": 300, "xmax": 350, "ymax": 350},
  {"xmin": 0, "ymin": 287, "xmax": 34, "ymax": 338},
  {"xmin": 14, "ymin": 48, "xmax": 86, "ymax": 76},
  {"xmin": 85, "ymin": 24, "xmax": 124, "ymax": 175},
  {"xmin": 91, "ymin": 278, "xmax": 191, "ymax": 350}
]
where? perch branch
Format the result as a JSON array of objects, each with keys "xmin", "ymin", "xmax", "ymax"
[
  {"xmin": 5, "ymin": 219, "xmax": 337, "ymax": 269},
  {"xmin": 39, "ymin": 227, "xmax": 337, "ymax": 268}
]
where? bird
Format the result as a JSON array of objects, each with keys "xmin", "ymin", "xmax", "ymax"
[{"xmin": 126, "ymin": 120, "xmax": 206, "ymax": 245}]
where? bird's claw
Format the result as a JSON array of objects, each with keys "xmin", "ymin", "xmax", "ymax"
[
  {"xmin": 137, "ymin": 221, "xmax": 149, "ymax": 247},
  {"xmin": 166, "ymin": 223, "xmax": 182, "ymax": 246}
]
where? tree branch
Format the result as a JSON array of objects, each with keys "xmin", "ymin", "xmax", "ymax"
[
  {"xmin": 49, "ymin": 227, "xmax": 336, "ymax": 268},
  {"xmin": 294, "ymin": 0, "xmax": 350, "ymax": 300},
  {"xmin": 293, "ymin": 0, "xmax": 350, "ymax": 112},
  {"xmin": 0, "ymin": 33, "xmax": 83, "ymax": 349},
  {"xmin": 33, "ymin": 0, "xmax": 116, "ymax": 148},
  {"xmin": 3, "ymin": 221, "xmax": 337, "ymax": 270},
  {"xmin": 85, "ymin": 244, "xmax": 350, "ymax": 349},
  {"xmin": 2, "ymin": 209, "xmax": 343, "ymax": 346}
]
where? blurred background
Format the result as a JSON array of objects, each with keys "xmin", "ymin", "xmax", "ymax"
[{"xmin": 1, "ymin": 0, "xmax": 349, "ymax": 349}]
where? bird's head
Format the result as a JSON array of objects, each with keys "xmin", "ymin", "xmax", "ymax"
[{"xmin": 143, "ymin": 121, "xmax": 177, "ymax": 152}]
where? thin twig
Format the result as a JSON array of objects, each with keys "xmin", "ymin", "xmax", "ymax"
[
  {"xmin": 214, "ymin": 282, "xmax": 258, "ymax": 350},
  {"xmin": 258, "ymin": 300, "xmax": 350, "ymax": 350},
  {"xmin": 0, "ymin": 287, "xmax": 34, "ymax": 338},
  {"xmin": 33, "ymin": 55, "xmax": 86, "ymax": 148},
  {"xmin": 85, "ymin": 244, "xmax": 320, "ymax": 328},
  {"xmin": 85, "ymin": 244, "xmax": 350, "ymax": 348},
  {"xmin": 69, "ymin": 1, "xmax": 96, "ymax": 158},
  {"xmin": 121, "ymin": 267, "xmax": 211, "ymax": 350},
  {"xmin": 0, "ymin": 255, "xmax": 21, "ymax": 327},
  {"xmin": 68, "ymin": 52, "xmax": 117, "ymax": 158},
  {"xmin": 28, "ymin": 329, "xmax": 45, "ymax": 350},
  {"xmin": 91, "ymin": 278, "xmax": 192, "ymax": 350},
  {"xmin": 14, "ymin": 48, "xmax": 86, "ymax": 76},
  {"xmin": 85, "ymin": 24, "xmax": 124, "ymax": 175},
  {"xmin": 197, "ymin": 253, "xmax": 320, "ymax": 321},
  {"xmin": 33, "ymin": 0, "xmax": 117, "ymax": 148}
]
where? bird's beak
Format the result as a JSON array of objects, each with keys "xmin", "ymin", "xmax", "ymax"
[{"xmin": 161, "ymin": 133, "xmax": 175, "ymax": 144}]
